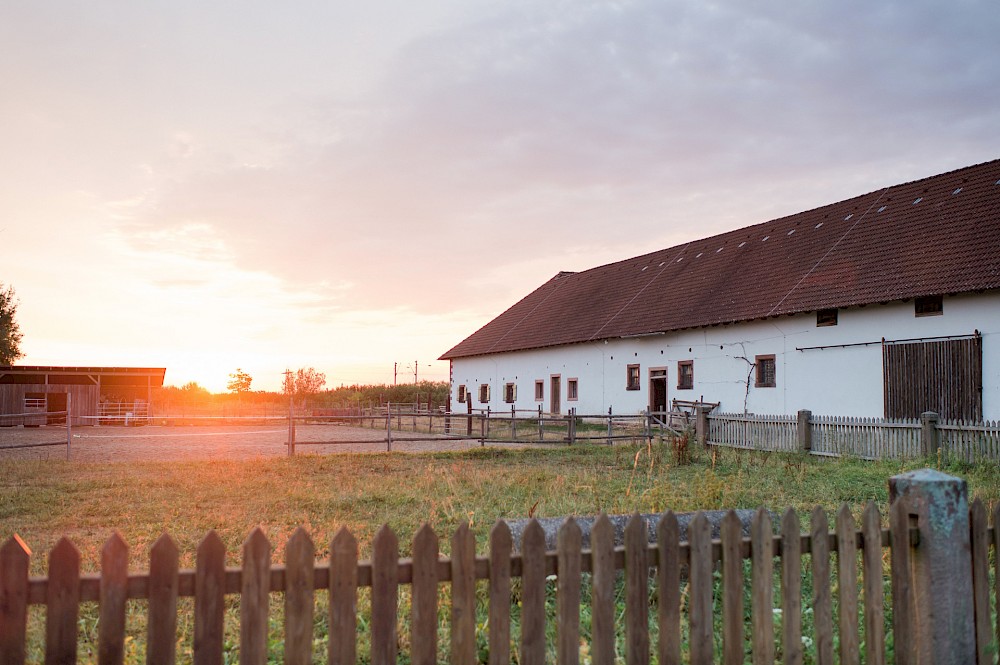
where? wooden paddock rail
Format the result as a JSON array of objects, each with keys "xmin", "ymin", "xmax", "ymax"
[{"xmin": 0, "ymin": 471, "xmax": 993, "ymax": 665}]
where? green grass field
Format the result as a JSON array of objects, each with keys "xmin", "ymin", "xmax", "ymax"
[
  {"xmin": 4, "ymin": 442, "xmax": 999, "ymax": 571},
  {"xmin": 3, "ymin": 443, "xmax": 999, "ymax": 664}
]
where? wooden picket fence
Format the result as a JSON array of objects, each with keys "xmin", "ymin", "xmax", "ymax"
[
  {"xmin": 706, "ymin": 412, "xmax": 799, "ymax": 452},
  {"xmin": 708, "ymin": 411, "xmax": 1000, "ymax": 462},
  {"xmin": 938, "ymin": 418, "xmax": 1000, "ymax": 461},
  {"xmin": 1, "ymin": 490, "xmax": 996, "ymax": 664},
  {"xmin": 809, "ymin": 415, "xmax": 922, "ymax": 459}
]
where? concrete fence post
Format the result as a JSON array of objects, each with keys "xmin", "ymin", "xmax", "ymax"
[
  {"xmin": 695, "ymin": 406, "xmax": 709, "ymax": 446},
  {"xmin": 888, "ymin": 469, "xmax": 976, "ymax": 664},
  {"xmin": 920, "ymin": 411, "xmax": 940, "ymax": 458},
  {"xmin": 797, "ymin": 409, "xmax": 812, "ymax": 452}
]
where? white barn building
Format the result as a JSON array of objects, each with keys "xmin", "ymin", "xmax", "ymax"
[{"xmin": 441, "ymin": 160, "xmax": 1000, "ymax": 421}]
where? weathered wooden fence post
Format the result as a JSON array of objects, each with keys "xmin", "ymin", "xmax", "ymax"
[
  {"xmin": 444, "ymin": 395, "xmax": 450, "ymax": 435},
  {"xmin": 568, "ymin": 407, "xmax": 576, "ymax": 445},
  {"xmin": 797, "ymin": 409, "xmax": 812, "ymax": 453},
  {"xmin": 538, "ymin": 406, "xmax": 543, "ymax": 442},
  {"xmin": 466, "ymin": 398, "xmax": 473, "ymax": 437},
  {"xmin": 66, "ymin": 392, "xmax": 73, "ymax": 461},
  {"xmin": 511, "ymin": 405, "xmax": 517, "ymax": 440},
  {"xmin": 888, "ymin": 469, "xmax": 976, "ymax": 663},
  {"xmin": 920, "ymin": 412, "xmax": 939, "ymax": 458},
  {"xmin": 386, "ymin": 402, "xmax": 392, "ymax": 452},
  {"xmin": 695, "ymin": 406, "xmax": 709, "ymax": 446},
  {"xmin": 287, "ymin": 401, "xmax": 295, "ymax": 457},
  {"xmin": 606, "ymin": 407, "xmax": 613, "ymax": 445}
]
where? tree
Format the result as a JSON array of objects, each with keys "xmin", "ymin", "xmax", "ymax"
[
  {"xmin": 0, "ymin": 283, "xmax": 24, "ymax": 365},
  {"xmin": 227, "ymin": 368, "xmax": 253, "ymax": 394},
  {"xmin": 283, "ymin": 367, "xmax": 327, "ymax": 404}
]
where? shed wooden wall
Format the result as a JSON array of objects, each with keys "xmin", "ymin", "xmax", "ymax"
[{"xmin": 0, "ymin": 384, "xmax": 99, "ymax": 426}]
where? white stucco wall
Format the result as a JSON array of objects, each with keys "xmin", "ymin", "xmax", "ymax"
[{"xmin": 448, "ymin": 291, "xmax": 1000, "ymax": 419}]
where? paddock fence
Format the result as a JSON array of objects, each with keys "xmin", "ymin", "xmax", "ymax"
[
  {"xmin": 286, "ymin": 404, "xmax": 675, "ymax": 453},
  {"xmin": 0, "ymin": 470, "xmax": 992, "ymax": 664},
  {"xmin": 707, "ymin": 409, "xmax": 1000, "ymax": 462}
]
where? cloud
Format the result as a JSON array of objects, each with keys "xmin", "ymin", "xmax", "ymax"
[{"xmin": 114, "ymin": 0, "xmax": 1000, "ymax": 318}]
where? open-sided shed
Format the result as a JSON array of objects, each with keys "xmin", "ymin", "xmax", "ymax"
[{"xmin": 0, "ymin": 366, "xmax": 166, "ymax": 426}]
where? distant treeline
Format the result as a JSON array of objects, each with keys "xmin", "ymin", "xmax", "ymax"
[{"xmin": 153, "ymin": 381, "xmax": 450, "ymax": 412}]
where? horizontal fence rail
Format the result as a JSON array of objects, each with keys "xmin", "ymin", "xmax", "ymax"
[{"xmin": 3, "ymin": 490, "xmax": 997, "ymax": 665}]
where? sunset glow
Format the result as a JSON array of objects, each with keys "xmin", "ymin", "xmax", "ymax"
[{"xmin": 2, "ymin": 1, "xmax": 997, "ymax": 391}]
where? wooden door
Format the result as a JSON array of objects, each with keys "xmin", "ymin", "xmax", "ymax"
[
  {"xmin": 649, "ymin": 368, "xmax": 667, "ymax": 417},
  {"xmin": 883, "ymin": 336, "xmax": 982, "ymax": 420}
]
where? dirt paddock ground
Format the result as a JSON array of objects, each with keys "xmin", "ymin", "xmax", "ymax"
[{"xmin": 0, "ymin": 423, "xmax": 531, "ymax": 462}]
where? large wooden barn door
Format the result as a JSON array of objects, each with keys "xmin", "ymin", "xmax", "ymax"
[{"xmin": 883, "ymin": 335, "xmax": 982, "ymax": 420}]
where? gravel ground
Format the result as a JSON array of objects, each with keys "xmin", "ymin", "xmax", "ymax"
[{"xmin": 0, "ymin": 423, "xmax": 533, "ymax": 462}]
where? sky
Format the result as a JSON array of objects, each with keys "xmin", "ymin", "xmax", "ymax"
[{"xmin": 1, "ymin": 0, "xmax": 998, "ymax": 392}]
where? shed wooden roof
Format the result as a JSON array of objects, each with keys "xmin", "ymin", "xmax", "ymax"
[
  {"xmin": 441, "ymin": 159, "xmax": 1000, "ymax": 360},
  {"xmin": 0, "ymin": 366, "xmax": 166, "ymax": 387}
]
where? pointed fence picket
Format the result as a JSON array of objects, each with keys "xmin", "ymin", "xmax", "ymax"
[{"xmin": 4, "ymin": 494, "xmax": 1000, "ymax": 665}]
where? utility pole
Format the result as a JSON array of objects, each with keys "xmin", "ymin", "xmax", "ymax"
[
  {"xmin": 414, "ymin": 359, "xmax": 418, "ymax": 384},
  {"xmin": 394, "ymin": 362, "xmax": 398, "ymax": 386}
]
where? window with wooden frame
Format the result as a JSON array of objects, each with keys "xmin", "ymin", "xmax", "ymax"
[
  {"xmin": 677, "ymin": 361, "xmax": 694, "ymax": 390},
  {"xmin": 915, "ymin": 295, "xmax": 943, "ymax": 317},
  {"xmin": 534, "ymin": 380, "xmax": 544, "ymax": 401},
  {"xmin": 478, "ymin": 384, "xmax": 490, "ymax": 403},
  {"xmin": 567, "ymin": 378, "xmax": 578, "ymax": 401},
  {"xmin": 457, "ymin": 385, "xmax": 467, "ymax": 403},
  {"xmin": 816, "ymin": 309, "xmax": 838, "ymax": 327},
  {"xmin": 504, "ymin": 383, "xmax": 517, "ymax": 403},
  {"xmin": 755, "ymin": 355, "xmax": 776, "ymax": 387},
  {"xmin": 626, "ymin": 364, "xmax": 641, "ymax": 390}
]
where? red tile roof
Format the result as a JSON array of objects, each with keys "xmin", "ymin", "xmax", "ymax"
[{"xmin": 441, "ymin": 160, "xmax": 1000, "ymax": 360}]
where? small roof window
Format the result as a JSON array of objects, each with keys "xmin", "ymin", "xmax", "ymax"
[{"xmin": 913, "ymin": 197, "xmax": 922, "ymax": 204}]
